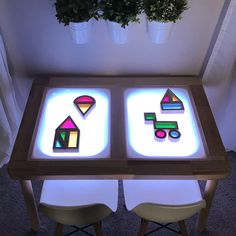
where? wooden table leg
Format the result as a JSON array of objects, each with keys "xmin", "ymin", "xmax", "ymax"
[
  {"xmin": 20, "ymin": 180, "xmax": 40, "ymax": 231},
  {"xmin": 197, "ymin": 179, "xmax": 218, "ymax": 232}
]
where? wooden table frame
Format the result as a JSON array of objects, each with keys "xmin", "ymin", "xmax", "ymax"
[{"xmin": 8, "ymin": 76, "xmax": 229, "ymax": 232}]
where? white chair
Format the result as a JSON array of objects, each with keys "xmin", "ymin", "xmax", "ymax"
[
  {"xmin": 123, "ymin": 180, "xmax": 206, "ymax": 236},
  {"xmin": 40, "ymin": 179, "xmax": 118, "ymax": 236}
]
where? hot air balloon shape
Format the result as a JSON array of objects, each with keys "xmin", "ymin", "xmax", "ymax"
[{"xmin": 74, "ymin": 95, "xmax": 96, "ymax": 116}]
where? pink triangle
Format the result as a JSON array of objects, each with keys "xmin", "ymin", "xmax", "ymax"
[
  {"xmin": 59, "ymin": 117, "xmax": 76, "ymax": 129},
  {"xmin": 163, "ymin": 96, "xmax": 169, "ymax": 102}
]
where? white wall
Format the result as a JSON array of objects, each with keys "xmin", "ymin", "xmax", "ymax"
[
  {"xmin": 1, "ymin": 0, "xmax": 235, "ymax": 151},
  {"xmin": 203, "ymin": 1, "xmax": 236, "ymax": 151},
  {"xmin": 0, "ymin": 0, "xmax": 224, "ymax": 76}
]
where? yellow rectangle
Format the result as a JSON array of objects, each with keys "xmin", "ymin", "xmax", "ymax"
[{"xmin": 68, "ymin": 131, "xmax": 78, "ymax": 148}]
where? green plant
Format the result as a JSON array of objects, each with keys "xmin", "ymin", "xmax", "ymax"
[
  {"xmin": 99, "ymin": 0, "xmax": 142, "ymax": 28},
  {"xmin": 55, "ymin": 0, "xmax": 99, "ymax": 25},
  {"xmin": 143, "ymin": 0, "xmax": 188, "ymax": 22}
]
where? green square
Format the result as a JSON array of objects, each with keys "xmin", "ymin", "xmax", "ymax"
[{"xmin": 145, "ymin": 113, "xmax": 156, "ymax": 121}]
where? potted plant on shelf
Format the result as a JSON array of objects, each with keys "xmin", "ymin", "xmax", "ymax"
[
  {"xmin": 55, "ymin": 0, "xmax": 99, "ymax": 44},
  {"xmin": 143, "ymin": 0, "xmax": 188, "ymax": 43},
  {"xmin": 99, "ymin": 0, "xmax": 142, "ymax": 44}
]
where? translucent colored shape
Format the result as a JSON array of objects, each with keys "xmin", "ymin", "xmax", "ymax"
[
  {"xmin": 163, "ymin": 96, "xmax": 169, "ymax": 102},
  {"xmin": 59, "ymin": 117, "xmax": 77, "ymax": 129},
  {"xmin": 155, "ymin": 121, "xmax": 178, "ymax": 129},
  {"xmin": 144, "ymin": 113, "xmax": 156, "ymax": 121},
  {"xmin": 172, "ymin": 96, "xmax": 178, "ymax": 102},
  {"xmin": 162, "ymin": 103, "xmax": 183, "ymax": 110},
  {"xmin": 169, "ymin": 130, "xmax": 181, "ymax": 139},
  {"xmin": 55, "ymin": 140, "xmax": 61, "ymax": 148},
  {"xmin": 155, "ymin": 130, "xmax": 166, "ymax": 139},
  {"xmin": 68, "ymin": 131, "xmax": 78, "ymax": 148},
  {"xmin": 74, "ymin": 95, "xmax": 96, "ymax": 116},
  {"xmin": 161, "ymin": 89, "xmax": 184, "ymax": 111},
  {"xmin": 53, "ymin": 116, "xmax": 79, "ymax": 151},
  {"xmin": 60, "ymin": 131, "xmax": 66, "ymax": 141},
  {"xmin": 75, "ymin": 95, "xmax": 95, "ymax": 103},
  {"xmin": 77, "ymin": 103, "xmax": 92, "ymax": 114}
]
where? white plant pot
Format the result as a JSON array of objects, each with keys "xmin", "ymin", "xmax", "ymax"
[
  {"xmin": 108, "ymin": 21, "xmax": 129, "ymax": 44},
  {"xmin": 69, "ymin": 20, "xmax": 92, "ymax": 44},
  {"xmin": 147, "ymin": 21, "xmax": 173, "ymax": 44}
]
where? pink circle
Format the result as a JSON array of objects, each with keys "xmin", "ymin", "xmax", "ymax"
[{"xmin": 155, "ymin": 130, "xmax": 166, "ymax": 139}]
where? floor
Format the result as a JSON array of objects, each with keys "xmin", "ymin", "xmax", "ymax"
[{"xmin": 0, "ymin": 152, "xmax": 236, "ymax": 236}]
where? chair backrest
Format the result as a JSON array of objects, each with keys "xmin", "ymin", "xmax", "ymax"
[
  {"xmin": 133, "ymin": 201, "xmax": 206, "ymax": 223},
  {"xmin": 123, "ymin": 179, "xmax": 206, "ymax": 223},
  {"xmin": 40, "ymin": 180, "xmax": 118, "ymax": 226},
  {"xmin": 40, "ymin": 180, "xmax": 118, "ymax": 211},
  {"xmin": 40, "ymin": 203, "xmax": 112, "ymax": 226}
]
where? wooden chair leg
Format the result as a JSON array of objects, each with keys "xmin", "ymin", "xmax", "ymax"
[
  {"xmin": 94, "ymin": 221, "xmax": 103, "ymax": 236},
  {"xmin": 138, "ymin": 218, "xmax": 149, "ymax": 236},
  {"xmin": 54, "ymin": 223, "xmax": 63, "ymax": 236},
  {"xmin": 178, "ymin": 221, "xmax": 188, "ymax": 236}
]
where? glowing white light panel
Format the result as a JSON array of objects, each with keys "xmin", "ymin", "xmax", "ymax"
[
  {"xmin": 32, "ymin": 88, "xmax": 110, "ymax": 159},
  {"xmin": 125, "ymin": 88, "xmax": 206, "ymax": 159}
]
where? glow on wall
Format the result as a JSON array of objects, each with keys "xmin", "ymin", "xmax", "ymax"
[
  {"xmin": 32, "ymin": 88, "xmax": 110, "ymax": 159},
  {"xmin": 53, "ymin": 116, "xmax": 80, "ymax": 151},
  {"xmin": 125, "ymin": 88, "xmax": 206, "ymax": 159}
]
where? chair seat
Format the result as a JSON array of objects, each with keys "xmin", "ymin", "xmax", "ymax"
[
  {"xmin": 40, "ymin": 180, "xmax": 118, "ymax": 226},
  {"xmin": 123, "ymin": 180, "xmax": 206, "ymax": 223}
]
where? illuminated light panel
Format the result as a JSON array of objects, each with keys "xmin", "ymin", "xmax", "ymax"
[
  {"xmin": 53, "ymin": 116, "xmax": 80, "ymax": 151},
  {"xmin": 32, "ymin": 88, "xmax": 110, "ymax": 159},
  {"xmin": 161, "ymin": 89, "xmax": 184, "ymax": 110},
  {"xmin": 125, "ymin": 88, "xmax": 206, "ymax": 159},
  {"xmin": 74, "ymin": 95, "xmax": 96, "ymax": 116}
]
